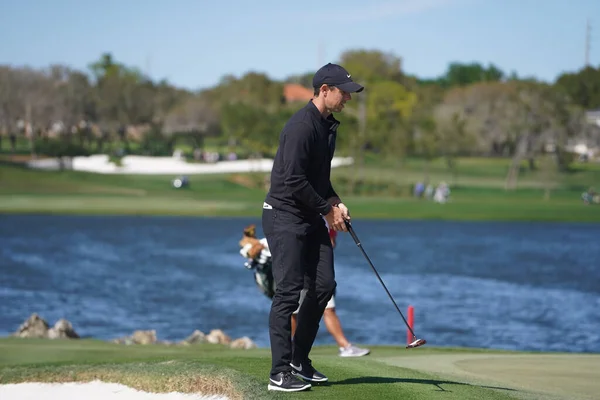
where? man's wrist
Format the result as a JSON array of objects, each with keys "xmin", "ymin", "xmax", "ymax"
[{"xmin": 327, "ymin": 197, "xmax": 342, "ymax": 207}]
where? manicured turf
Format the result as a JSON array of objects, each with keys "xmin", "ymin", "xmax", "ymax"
[
  {"xmin": 1, "ymin": 160, "xmax": 599, "ymax": 221},
  {"xmin": 4, "ymin": 339, "xmax": 597, "ymax": 399}
]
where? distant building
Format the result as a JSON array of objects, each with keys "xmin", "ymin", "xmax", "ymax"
[
  {"xmin": 566, "ymin": 109, "xmax": 600, "ymax": 160},
  {"xmin": 283, "ymin": 83, "xmax": 313, "ymax": 103},
  {"xmin": 586, "ymin": 109, "xmax": 600, "ymax": 127}
]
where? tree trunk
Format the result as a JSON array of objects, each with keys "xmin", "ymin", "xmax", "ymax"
[
  {"xmin": 504, "ymin": 135, "xmax": 527, "ymax": 190},
  {"xmin": 505, "ymin": 155, "xmax": 522, "ymax": 190},
  {"xmin": 423, "ymin": 158, "xmax": 431, "ymax": 184},
  {"xmin": 25, "ymin": 102, "xmax": 36, "ymax": 159}
]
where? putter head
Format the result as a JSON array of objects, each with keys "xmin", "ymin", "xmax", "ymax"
[{"xmin": 406, "ymin": 338, "xmax": 426, "ymax": 349}]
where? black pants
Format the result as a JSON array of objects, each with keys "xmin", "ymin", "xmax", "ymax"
[{"xmin": 262, "ymin": 208, "xmax": 336, "ymax": 375}]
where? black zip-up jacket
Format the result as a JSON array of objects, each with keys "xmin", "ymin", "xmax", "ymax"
[{"xmin": 265, "ymin": 100, "xmax": 339, "ymax": 224}]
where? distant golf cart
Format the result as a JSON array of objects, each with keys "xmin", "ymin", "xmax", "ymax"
[{"xmin": 172, "ymin": 175, "xmax": 190, "ymax": 189}]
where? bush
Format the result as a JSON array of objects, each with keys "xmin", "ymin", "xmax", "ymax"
[
  {"xmin": 138, "ymin": 127, "xmax": 175, "ymax": 156},
  {"xmin": 35, "ymin": 138, "xmax": 90, "ymax": 159}
]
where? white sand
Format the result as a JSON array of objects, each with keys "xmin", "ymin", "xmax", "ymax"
[
  {"xmin": 0, "ymin": 381, "xmax": 230, "ymax": 400},
  {"xmin": 26, "ymin": 155, "xmax": 354, "ymax": 174}
]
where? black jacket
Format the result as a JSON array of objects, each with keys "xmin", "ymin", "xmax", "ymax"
[{"xmin": 265, "ymin": 100, "xmax": 339, "ymax": 224}]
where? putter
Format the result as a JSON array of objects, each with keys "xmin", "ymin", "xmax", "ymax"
[{"xmin": 344, "ymin": 220, "xmax": 426, "ymax": 349}]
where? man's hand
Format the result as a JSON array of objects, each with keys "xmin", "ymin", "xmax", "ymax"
[
  {"xmin": 247, "ymin": 242, "xmax": 265, "ymax": 259},
  {"xmin": 337, "ymin": 203, "xmax": 351, "ymax": 222},
  {"xmin": 325, "ymin": 204, "xmax": 348, "ymax": 232}
]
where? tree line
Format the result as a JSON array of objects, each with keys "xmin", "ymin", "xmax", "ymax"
[{"xmin": 1, "ymin": 50, "xmax": 599, "ymax": 189}]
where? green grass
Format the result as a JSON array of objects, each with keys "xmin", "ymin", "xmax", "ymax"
[
  {"xmin": 3, "ymin": 338, "xmax": 584, "ymax": 400},
  {"xmin": 335, "ymin": 154, "xmax": 600, "ymax": 190},
  {"xmin": 1, "ymin": 157, "xmax": 599, "ymax": 221},
  {"xmin": 2, "ymin": 339, "xmax": 598, "ymax": 399}
]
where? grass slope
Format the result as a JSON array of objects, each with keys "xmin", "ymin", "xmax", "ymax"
[
  {"xmin": 1, "ymin": 160, "xmax": 599, "ymax": 221},
  {"xmin": 1, "ymin": 339, "xmax": 598, "ymax": 400}
]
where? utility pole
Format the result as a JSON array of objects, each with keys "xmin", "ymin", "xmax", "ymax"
[{"xmin": 585, "ymin": 18, "xmax": 591, "ymax": 67}]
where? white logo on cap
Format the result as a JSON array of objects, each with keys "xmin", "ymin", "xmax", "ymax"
[{"xmin": 347, "ymin": 74, "xmax": 351, "ymax": 78}]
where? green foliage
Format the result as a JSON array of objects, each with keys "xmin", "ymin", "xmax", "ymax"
[
  {"xmin": 34, "ymin": 138, "xmax": 91, "ymax": 159},
  {"xmin": 415, "ymin": 62, "xmax": 505, "ymax": 88},
  {"xmin": 556, "ymin": 149, "xmax": 578, "ymax": 171},
  {"xmin": 1, "ymin": 50, "xmax": 596, "ymax": 173},
  {"xmin": 339, "ymin": 49, "xmax": 403, "ymax": 83},
  {"xmin": 365, "ymin": 80, "xmax": 417, "ymax": 156},
  {"xmin": 413, "ymin": 116, "xmax": 439, "ymax": 160},
  {"xmin": 138, "ymin": 125, "xmax": 175, "ymax": 156},
  {"xmin": 108, "ymin": 154, "xmax": 123, "ymax": 166},
  {"xmin": 444, "ymin": 62, "xmax": 504, "ymax": 87},
  {"xmin": 220, "ymin": 103, "xmax": 288, "ymax": 156},
  {"xmin": 285, "ymin": 71, "xmax": 314, "ymax": 88},
  {"xmin": 207, "ymin": 71, "xmax": 285, "ymax": 110},
  {"xmin": 555, "ymin": 66, "xmax": 600, "ymax": 109}
]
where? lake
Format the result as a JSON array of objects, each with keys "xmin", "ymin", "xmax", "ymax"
[{"xmin": 1, "ymin": 215, "xmax": 599, "ymax": 353}]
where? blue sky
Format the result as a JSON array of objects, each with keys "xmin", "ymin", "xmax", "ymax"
[{"xmin": 1, "ymin": 0, "xmax": 598, "ymax": 90}]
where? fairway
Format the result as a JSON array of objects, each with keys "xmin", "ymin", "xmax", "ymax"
[
  {"xmin": 377, "ymin": 352, "xmax": 600, "ymax": 400},
  {"xmin": 1, "ymin": 161, "xmax": 600, "ymax": 221},
  {"xmin": 1, "ymin": 339, "xmax": 598, "ymax": 400}
]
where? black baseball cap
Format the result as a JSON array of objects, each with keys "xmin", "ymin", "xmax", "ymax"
[{"xmin": 312, "ymin": 63, "xmax": 364, "ymax": 93}]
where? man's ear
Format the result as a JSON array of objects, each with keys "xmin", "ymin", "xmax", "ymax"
[{"xmin": 320, "ymin": 84, "xmax": 329, "ymax": 96}]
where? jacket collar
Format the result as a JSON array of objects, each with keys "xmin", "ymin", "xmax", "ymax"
[{"xmin": 306, "ymin": 100, "xmax": 340, "ymax": 133}]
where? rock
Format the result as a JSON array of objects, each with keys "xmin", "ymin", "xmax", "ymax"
[
  {"xmin": 206, "ymin": 329, "xmax": 231, "ymax": 345},
  {"xmin": 47, "ymin": 319, "xmax": 79, "ymax": 339},
  {"xmin": 111, "ymin": 337, "xmax": 134, "ymax": 345},
  {"xmin": 230, "ymin": 336, "xmax": 257, "ymax": 349},
  {"xmin": 131, "ymin": 330, "xmax": 157, "ymax": 345},
  {"xmin": 180, "ymin": 329, "xmax": 206, "ymax": 345},
  {"xmin": 12, "ymin": 313, "xmax": 50, "ymax": 338}
]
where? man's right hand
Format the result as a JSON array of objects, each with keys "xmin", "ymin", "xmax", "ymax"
[{"xmin": 325, "ymin": 205, "xmax": 348, "ymax": 232}]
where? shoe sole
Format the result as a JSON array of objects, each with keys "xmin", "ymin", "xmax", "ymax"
[
  {"xmin": 291, "ymin": 371, "xmax": 328, "ymax": 383},
  {"xmin": 267, "ymin": 383, "xmax": 311, "ymax": 392},
  {"xmin": 339, "ymin": 350, "xmax": 370, "ymax": 357}
]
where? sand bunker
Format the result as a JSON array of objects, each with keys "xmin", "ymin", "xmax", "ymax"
[{"xmin": 0, "ymin": 380, "xmax": 229, "ymax": 400}]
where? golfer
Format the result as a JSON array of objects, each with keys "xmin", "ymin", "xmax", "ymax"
[{"xmin": 262, "ymin": 63, "xmax": 364, "ymax": 392}]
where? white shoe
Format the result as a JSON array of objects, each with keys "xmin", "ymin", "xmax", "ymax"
[{"xmin": 339, "ymin": 344, "xmax": 370, "ymax": 357}]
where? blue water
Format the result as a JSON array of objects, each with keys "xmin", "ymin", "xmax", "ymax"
[{"xmin": 1, "ymin": 215, "xmax": 599, "ymax": 353}]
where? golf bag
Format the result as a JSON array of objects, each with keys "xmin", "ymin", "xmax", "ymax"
[
  {"xmin": 245, "ymin": 256, "xmax": 276, "ymax": 299},
  {"xmin": 240, "ymin": 237, "xmax": 276, "ymax": 299}
]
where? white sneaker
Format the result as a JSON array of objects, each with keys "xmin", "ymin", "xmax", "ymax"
[{"xmin": 339, "ymin": 344, "xmax": 370, "ymax": 357}]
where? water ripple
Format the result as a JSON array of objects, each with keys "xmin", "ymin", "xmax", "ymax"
[{"xmin": 1, "ymin": 215, "xmax": 599, "ymax": 352}]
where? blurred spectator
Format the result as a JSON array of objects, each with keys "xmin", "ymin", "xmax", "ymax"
[
  {"xmin": 203, "ymin": 151, "xmax": 220, "ymax": 163},
  {"xmin": 172, "ymin": 149, "xmax": 184, "ymax": 160},
  {"xmin": 434, "ymin": 182, "xmax": 450, "ymax": 203},
  {"xmin": 424, "ymin": 184, "xmax": 434, "ymax": 200},
  {"xmin": 582, "ymin": 187, "xmax": 598, "ymax": 205},
  {"xmin": 414, "ymin": 182, "xmax": 425, "ymax": 198}
]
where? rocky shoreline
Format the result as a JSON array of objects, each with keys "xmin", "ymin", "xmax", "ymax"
[{"xmin": 9, "ymin": 313, "xmax": 258, "ymax": 350}]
